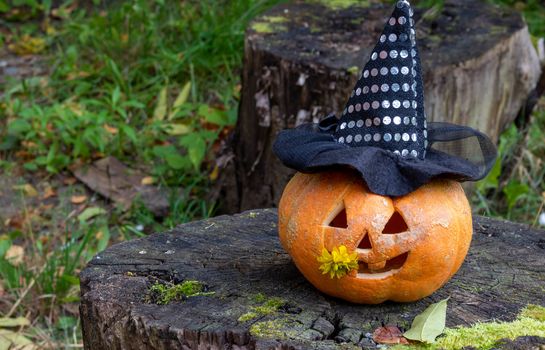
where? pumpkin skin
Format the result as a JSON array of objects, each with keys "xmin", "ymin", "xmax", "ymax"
[{"xmin": 278, "ymin": 171, "xmax": 472, "ymax": 304}]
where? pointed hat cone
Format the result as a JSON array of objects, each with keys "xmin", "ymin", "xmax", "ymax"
[{"xmin": 272, "ymin": 0, "xmax": 497, "ymax": 196}]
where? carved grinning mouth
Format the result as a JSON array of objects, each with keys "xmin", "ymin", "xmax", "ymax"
[{"xmin": 356, "ymin": 252, "xmax": 409, "ymax": 279}]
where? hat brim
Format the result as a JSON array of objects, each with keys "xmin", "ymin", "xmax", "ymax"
[{"xmin": 273, "ymin": 115, "xmax": 497, "ymax": 196}]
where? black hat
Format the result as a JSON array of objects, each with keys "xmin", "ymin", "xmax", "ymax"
[{"xmin": 273, "ymin": 0, "xmax": 496, "ymax": 196}]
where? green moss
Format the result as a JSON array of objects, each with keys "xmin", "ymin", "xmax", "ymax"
[
  {"xmin": 392, "ymin": 304, "xmax": 545, "ymax": 350},
  {"xmin": 347, "ymin": 66, "xmax": 360, "ymax": 75},
  {"xmin": 313, "ymin": 0, "xmax": 370, "ymax": 10},
  {"xmin": 251, "ymin": 16, "xmax": 287, "ymax": 34},
  {"xmin": 238, "ymin": 295, "xmax": 286, "ymax": 322},
  {"xmin": 250, "ymin": 319, "xmax": 297, "ymax": 339},
  {"xmin": 520, "ymin": 304, "xmax": 545, "ymax": 321},
  {"xmin": 146, "ymin": 280, "xmax": 214, "ymax": 305}
]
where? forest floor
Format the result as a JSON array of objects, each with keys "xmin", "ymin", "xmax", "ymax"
[{"xmin": 0, "ymin": 0, "xmax": 544, "ymax": 348}]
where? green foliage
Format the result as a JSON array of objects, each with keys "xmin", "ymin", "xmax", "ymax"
[
  {"xmin": 146, "ymin": 280, "xmax": 214, "ymax": 305},
  {"xmin": 238, "ymin": 295, "xmax": 286, "ymax": 322}
]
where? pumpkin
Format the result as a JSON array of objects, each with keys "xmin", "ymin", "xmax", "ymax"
[{"xmin": 278, "ymin": 171, "xmax": 472, "ymax": 304}]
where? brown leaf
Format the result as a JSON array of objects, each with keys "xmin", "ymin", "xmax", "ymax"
[
  {"xmin": 70, "ymin": 195, "xmax": 88, "ymax": 204},
  {"xmin": 140, "ymin": 176, "xmax": 155, "ymax": 186},
  {"xmin": 63, "ymin": 177, "xmax": 77, "ymax": 185},
  {"xmin": 103, "ymin": 124, "xmax": 119, "ymax": 134},
  {"xmin": 5, "ymin": 245, "xmax": 25, "ymax": 266},
  {"xmin": 372, "ymin": 326, "xmax": 409, "ymax": 345},
  {"xmin": 42, "ymin": 186, "xmax": 57, "ymax": 199}
]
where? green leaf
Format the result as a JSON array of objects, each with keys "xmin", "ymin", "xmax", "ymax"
[
  {"xmin": 0, "ymin": 329, "xmax": 34, "ymax": 349},
  {"xmin": 198, "ymin": 104, "xmax": 228, "ymax": 126},
  {"xmin": 0, "ymin": 317, "xmax": 30, "ymax": 328},
  {"xmin": 77, "ymin": 207, "xmax": 106, "ymax": 223},
  {"xmin": 169, "ymin": 82, "xmax": 191, "ymax": 120},
  {"xmin": 404, "ymin": 298, "xmax": 449, "ymax": 343},
  {"xmin": 7, "ymin": 119, "xmax": 31, "ymax": 135},
  {"xmin": 165, "ymin": 152, "xmax": 188, "ymax": 170},
  {"xmin": 163, "ymin": 123, "xmax": 191, "ymax": 136},
  {"xmin": 179, "ymin": 133, "xmax": 206, "ymax": 170},
  {"xmin": 503, "ymin": 181, "xmax": 529, "ymax": 210},
  {"xmin": 153, "ymin": 87, "xmax": 168, "ymax": 121}
]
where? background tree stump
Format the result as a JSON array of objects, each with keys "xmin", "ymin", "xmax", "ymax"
[
  {"xmin": 80, "ymin": 209, "xmax": 545, "ymax": 349},
  {"xmin": 218, "ymin": 0, "xmax": 541, "ymax": 212}
]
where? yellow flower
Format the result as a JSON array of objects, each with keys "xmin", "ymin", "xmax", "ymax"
[{"xmin": 317, "ymin": 245, "xmax": 358, "ymax": 279}]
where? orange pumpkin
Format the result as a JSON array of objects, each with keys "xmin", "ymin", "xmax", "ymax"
[{"xmin": 278, "ymin": 171, "xmax": 472, "ymax": 304}]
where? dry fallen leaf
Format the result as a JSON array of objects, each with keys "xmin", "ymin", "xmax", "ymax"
[
  {"xmin": 12, "ymin": 184, "xmax": 38, "ymax": 197},
  {"xmin": 70, "ymin": 195, "xmax": 88, "ymax": 204},
  {"xmin": 5, "ymin": 245, "xmax": 25, "ymax": 266},
  {"xmin": 140, "ymin": 176, "xmax": 155, "ymax": 186},
  {"xmin": 103, "ymin": 124, "xmax": 119, "ymax": 134},
  {"xmin": 63, "ymin": 177, "xmax": 77, "ymax": 185},
  {"xmin": 372, "ymin": 326, "xmax": 409, "ymax": 345},
  {"xmin": 42, "ymin": 186, "xmax": 57, "ymax": 199}
]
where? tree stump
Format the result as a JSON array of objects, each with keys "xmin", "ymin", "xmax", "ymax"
[
  {"xmin": 219, "ymin": 0, "xmax": 541, "ymax": 212},
  {"xmin": 80, "ymin": 209, "xmax": 545, "ymax": 349}
]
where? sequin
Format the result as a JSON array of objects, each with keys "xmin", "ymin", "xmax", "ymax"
[
  {"xmin": 372, "ymin": 101, "xmax": 380, "ymax": 109},
  {"xmin": 373, "ymin": 133, "xmax": 381, "ymax": 142},
  {"xmin": 411, "ymin": 150, "xmax": 418, "ymax": 157},
  {"xmin": 390, "ymin": 50, "xmax": 398, "ymax": 59},
  {"xmin": 393, "ymin": 116, "xmax": 401, "ymax": 125},
  {"xmin": 364, "ymin": 70, "xmax": 370, "ymax": 78},
  {"xmin": 402, "ymin": 133, "xmax": 410, "ymax": 141},
  {"xmin": 394, "ymin": 133, "xmax": 401, "ymax": 141},
  {"xmin": 371, "ymin": 68, "xmax": 378, "ymax": 76},
  {"xmin": 355, "ymin": 103, "xmax": 362, "ymax": 112},
  {"xmin": 384, "ymin": 133, "xmax": 392, "ymax": 142},
  {"xmin": 348, "ymin": 105, "xmax": 354, "ymax": 113},
  {"xmin": 381, "ymin": 84, "xmax": 389, "ymax": 92},
  {"xmin": 402, "ymin": 149, "xmax": 409, "ymax": 157},
  {"xmin": 389, "ymin": 33, "xmax": 397, "ymax": 42},
  {"xmin": 402, "ymin": 83, "xmax": 410, "ymax": 92},
  {"xmin": 390, "ymin": 67, "xmax": 399, "ymax": 75},
  {"xmin": 346, "ymin": 135, "xmax": 353, "ymax": 143},
  {"xmin": 363, "ymin": 86, "xmax": 370, "ymax": 94},
  {"xmin": 338, "ymin": 137, "xmax": 345, "ymax": 143},
  {"xmin": 365, "ymin": 119, "xmax": 372, "ymax": 127},
  {"xmin": 403, "ymin": 100, "xmax": 410, "ymax": 108},
  {"xmin": 412, "ymin": 117, "xmax": 417, "ymax": 125},
  {"xmin": 411, "ymin": 133, "xmax": 417, "ymax": 142},
  {"xmin": 380, "ymin": 51, "xmax": 388, "ymax": 59},
  {"xmin": 373, "ymin": 117, "xmax": 381, "ymax": 126},
  {"xmin": 380, "ymin": 35, "xmax": 387, "ymax": 43},
  {"xmin": 371, "ymin": 52, "xmax": 378, "ymax": 61},
  {"xmin": 357, "ymin": 119, "xmax": 364, "ymax": 128},
  {"xmin": 356, "ymin": 88, "xmax": 362, "ymax": 95},
  {"xmin": 383, "ymin": 116, "xmax": 391, "ymax": 125},
  {"xmin": 401, "ymin": 66, "xmax": 409, "ymax": 75},
  {"xmin": 364, "ymin": 134, "xmax": 372, "ymax": 142},
  {"xmin": 394, "ymin": 150, "xmax": 401, "ymax": 155},
  {"xmin": 392, "ymin": 83, "xmax": 400, "ymax": 92},
  {"xmin": 400, "ymin": 33, "xmax": 408, "ymax": 42},
  {"xmin": 411, "ymin": 49, "xmax": 416, "ymax": 57},
  {"xmin": 363, "ymin": 102, "xmax": 370, "ymax": 111},
  {"xmin": 403, "ymin": 117, "xmax": 410, "ymax": 125},
  {"xmin": 412, "ymin": 101, "xmax": 417, "ymax": 109},
  {"xmin": 380, "ymin": 67, "xmax": 388, "ymax": 76},
  {"xmin": 393, "ymin": 100, "xmax": 401, "ymax": 108},
  {"xmin": 371, "ymin": 84, "xmax": 379, "ymax": 93},
  {"xmin": 355, "ymin": 134, "xmax": 362, "ymax": 142},
  {"xmin": 348, "ymin": 121, "xmax": 355, "ymax": 128},
  {"xmin": 382, "ymin": 100, "xmax": 390, "ymax": 109},
  {"xmin": 423, "ymin": 129, "xmax": 428, "ymax": 138},
  {"xmin": 398, "ymin": 16, "xmax": 406, "ymax": 25},
  {"xmin": 389, "ymin": 17, "xmax": 396, "ymax": 25},
  {"xmin": 340, "ymin": 122, "xmax": 346, "ymax": 130}
]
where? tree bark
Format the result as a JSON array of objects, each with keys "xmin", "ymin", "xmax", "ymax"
[
  {"xmin": 80, "ymin": 209, "xmax": 545, "ymax": 349},
  {"xmin": 218, "ymin": 0, "xmax": 541, "ymax": 213}
]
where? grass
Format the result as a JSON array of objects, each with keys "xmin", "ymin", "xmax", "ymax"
[{"xmin": 0, "ymin": 0, "xmax": 543, "ymax": 348}]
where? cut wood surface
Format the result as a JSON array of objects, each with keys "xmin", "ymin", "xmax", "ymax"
[
  {"xmin": 80, "ymin": 209, "xmax": 545, "ymax": 349},
  {"xmin": 219, "ymin": 0, "xmax": 542, "ymax": 212}
]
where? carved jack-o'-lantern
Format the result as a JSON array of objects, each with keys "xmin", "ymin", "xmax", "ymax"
[{"xmin": 278, "ymin": 171, "xmax": 473, "ymax": 304}]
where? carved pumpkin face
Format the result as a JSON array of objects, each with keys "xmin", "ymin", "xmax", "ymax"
[{"xmin": 278, "ymin": 171, "xmax": 472, "ymax": 304}]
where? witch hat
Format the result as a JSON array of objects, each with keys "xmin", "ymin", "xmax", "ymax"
[{"xmin": 273, "ymin": 0, "xmax": 496, "ymax": 196}]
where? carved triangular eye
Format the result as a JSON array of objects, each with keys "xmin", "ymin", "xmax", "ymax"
[
  {"xmin": 327, "ymin": 202, "xmax": 348, "ymax": 229},
  {"xmin": 382, "ymin": 211, "xmax": 408, "ymax": 234}
]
